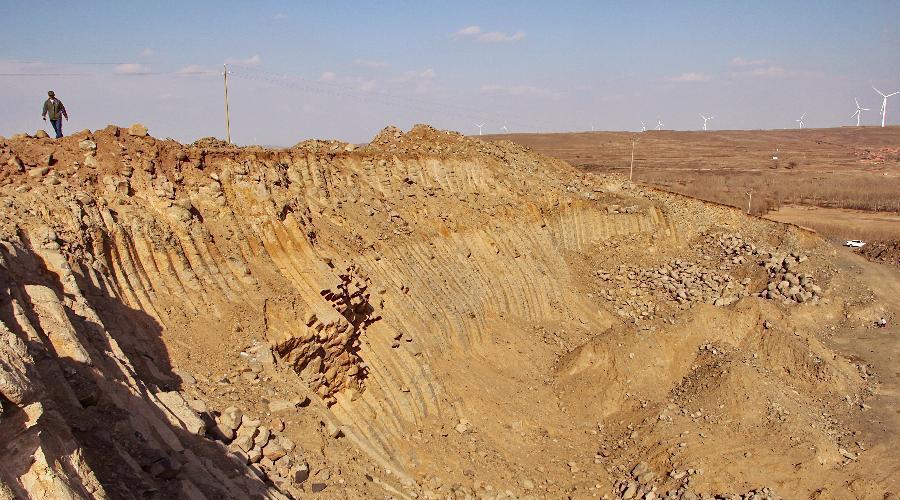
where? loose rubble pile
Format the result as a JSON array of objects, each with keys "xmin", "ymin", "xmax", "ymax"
[
  {"xmin": 705, "ymin": 232, "xmax": 759, "ymax": 265},
  {"xmin": 755, "ymin": 252, "xmax": 821, "ymax": 304},
  {"xmin": 211, "ymin": 406, "xmax": 313, "ymax": 496},
  {"xmin": 704, "ymin": 232, "xmax": 823, "ymax": 305},
  {"xmin": 595, "ymin": 260, "xmax": 750, "ymax": 322},
  {"xmin": 612, "ymin": 462, "xmax": 781, "ymax": 500},
  {"xmin": 856, "ymin": 239, "xmax": 900, "ymax": 267},
  {"xmin": 593, "ymin": 231, "xmax": 825, "ymax": 324}
]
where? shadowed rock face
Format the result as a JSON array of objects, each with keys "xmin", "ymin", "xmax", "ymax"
[{"xmin": 0, "ymin": 125, "xmax": 890, "ymax": 499}]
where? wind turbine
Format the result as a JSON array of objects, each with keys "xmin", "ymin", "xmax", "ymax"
[
  {"xmin": 795, "ymin": 113, "xmax": 806, "ymax": 129},
  {"xmin": 501, "ymin": 125, "xmax": 509, "ymax": 133},
  {"xmin": 699, "ymin": 113, "xmax": 714, "ymax": 131},
  {"xmin": 655, "ymin": 119, "xmax": 664, "ymax": 130},
  {"xmin": 640, "ymin": 121, "xmax": 647, "ymax": 132},
  {"xmin": 475, "ymin": 123, "xmax": 485, "ymax": 136},
  {"xmin": 873, "ymin": 87, "xmax": 899, "ymax": 128},
  {"xmin": 851, "ymin": 98, "xmax": 869, "ymax": 127}
]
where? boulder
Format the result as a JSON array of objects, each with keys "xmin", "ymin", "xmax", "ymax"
[
  {"xmin": 128, "ymin": 123, "xmax": 149, "ymax": 137},
  {"xmin": 262, "ymin": 442, "xmax": 286, "ymax": 461},
  {"xmin": 268, "ymin": 399, "xmax": 294, "ymax": 413},
  {"xmin": 84, "ymin": 154, "xmax": 101, "ymax": 169},
  {"xmin": 28, "ymin": 167, "xmax": 50, "ymax": 178},
  {"xmin": 230, "ymin": 434, "xmax": 254, "ymax": 453},
  {"xmin": 253, "ymin": 426, "xmax": 270, "ymax": 448},
  {"xmin": 34, "ymin": 129, "xmax": 49, "ymax": 139},
  {"xmin": 6, "ymin": 156, "xmax": 24, "ymax": 172},
  {"xmin": 247, "ymin": 447, "xmax": 263, "ymax": 463},
  {"xmin": 155, "ymin": 391, "xmax": 207, "ymax": 435}
]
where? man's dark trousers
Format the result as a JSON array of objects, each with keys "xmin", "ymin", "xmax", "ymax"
[{"xmin": 50, "ymin": 119, "xmax": 63, "ymax": 138}]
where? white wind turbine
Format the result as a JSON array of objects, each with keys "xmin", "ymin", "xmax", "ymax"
[
  {"xmin": 640, "ymin": 121, "xmax": 647, "ymax": 132},
  {"xmin": 699, "ymin": 113, "xmax": 714, "ymax": 131},
  {"xmin": 851, "ymin": 98, "xmax": 869, "ymax": 127},
  {"xmin": 796, "ymin": 113, "xmax": 806, "ymax": 129},
  {"xmin": 475, "ymin": 123, "xmax": 485, "ymax": 136},
  {"xmin": 873, "ymin": 87, "xmax": 899, "ymax": 128},
  {"xmin": 655, "ymin": 119, "xmax": 664, "ymax": 130},
  {"xmin": 501, "ymin": 125, "xmax": 509, "ymax": 133}
]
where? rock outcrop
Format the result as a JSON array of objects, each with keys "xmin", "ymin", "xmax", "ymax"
[{"xmin": 0, "ymin": 124, "xmax": 886, "ymax": 499}]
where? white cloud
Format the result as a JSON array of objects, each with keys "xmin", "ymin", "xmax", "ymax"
[
  {"xmin": 140, "ymin": 48, "xmax": 155, "ymax": 57},
  {"xmin": 177, "ymin": 64, "xmax": 216, "ymax": 75},
  {"xmin": 319, "ymin": 71, "xmax": 376, "ymax": 91},
  {"xmin": 732, "ymin": 66, "xmax": 787, "ymax": 78},
  {"xmin": 224, "ymin": 54, "xmax": 261, "ymax": 67},
  {"xmin": 664, "ymin": 72, "xmax": 712, "ymax": 83},
  {"xmin": 392, "ymin": 68, "xmax": 436, "ymax": 83},
  {"xmin": 354, "ymin": 59, "xmax": 389, "ymax": 69},
  {"xmin": 480, "ymin": 84, "xmax": 559, "ymax": 98},
  {"xmin": 455, "ymin": 25, "xmax": 482, "ymax": 36},
  {"xmin": 114, "ymin": 63, "xmax": 151, "ymax": 75},
  {"xmin": 454, "ymin": 25, "xmax": 526, "ymax": 44},
  {"xmin": 272, "ymin": 13, "xmax": 287, "ymax": 20},
  {"xmin": 730, "ymin": 57, "xmax": 768, "ymax": 67},
  {"xmin": 476, "ymin": 31, "xmax": 526, "ymax": 44}
]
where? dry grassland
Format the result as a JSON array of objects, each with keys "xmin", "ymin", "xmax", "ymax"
[{"xmin": 488, "ymin": 127, "xmax": 900, "ymax": 215}]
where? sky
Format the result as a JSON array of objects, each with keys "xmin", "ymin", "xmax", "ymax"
[{"xmin": 2, "ymin": 1, "xmax": 900, "ymax": 145}]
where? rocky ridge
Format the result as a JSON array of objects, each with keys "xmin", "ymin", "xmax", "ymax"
[{"xmin": 0, "ymin": 124, "xmax": 890, "ymax": 499}]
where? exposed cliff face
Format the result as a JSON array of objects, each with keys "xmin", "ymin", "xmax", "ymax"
[{"xmin": 0, "ymin": 125, "xmax": 891, "ymax": 499}]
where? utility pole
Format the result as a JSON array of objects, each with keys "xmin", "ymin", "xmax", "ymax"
[
  {"xmin": 629, "ymin": 138, "xmax": 636, "ymax": 181},
  {"xmin": 223, "ymin": 64, "xmax": 231, "ymax": 144},
  {"xmin": 747, "ymin": 191, "xmax": 752, "ymax": 214}
]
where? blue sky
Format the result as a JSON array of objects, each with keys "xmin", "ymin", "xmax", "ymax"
[{"xmin": 2, "ymin": 1, "xmax": 899, "ymax": 144}]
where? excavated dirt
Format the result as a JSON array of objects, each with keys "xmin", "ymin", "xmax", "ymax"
[
  {"xmin": 856, "ymin": 240, "xmax": 900, "ymax": 267},
  {"xmin": 0, "ymin": 124, "xmax": 898, "ymax": 499}
]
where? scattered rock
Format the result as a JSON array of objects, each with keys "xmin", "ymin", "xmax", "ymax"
[
  {"xmin": 220, "ymin": 406, "xmax": 243, "ymax": 431},
  {"xmin": 28, "ymin": 167, "xmax": 50, "ymax": 178},
  {"xmin": 268, "ymin": 400, "xmax": 294, "ymax": 413},
  {"xmin": 79, "ymin": 139, "xmax": 97, "ymax": 152},
  {"xmin": 128, "ymin": 123, "xmax": 149, "ymax": 137},
  {"xmin": 6, "ymin": 156, "xmax": 24, "ymax": 172}
]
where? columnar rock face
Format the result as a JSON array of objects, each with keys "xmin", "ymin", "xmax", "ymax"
[{"xmin": 0, "ymin": 125, "xmax": 888, "ymax": 499}]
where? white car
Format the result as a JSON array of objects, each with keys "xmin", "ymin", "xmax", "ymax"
[{"xmin": 844, "ymin": 240, "xmax": 866, "ymax": 248}]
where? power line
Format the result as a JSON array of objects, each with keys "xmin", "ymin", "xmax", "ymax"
[
  {"xmin": 0, "ymin": 73, "xmax": 92, "ymax": 76},
  {"xmin": 3, "ymin": 60, "xmax": 131, "ymax": 65},
  {"xmin": 229, "ymin": 69, "xmax": 545, "ymax": 132},
  {"xmin": 0, "ymin": 63, "xmax": 554, "ymax": 134},
  {"xmin": 238, "ymin": 68, "xmax": 521, "ymax": 121},
  {"xmin": 0, "ymin": 71, "xmax": 213, "ymax": 77}
]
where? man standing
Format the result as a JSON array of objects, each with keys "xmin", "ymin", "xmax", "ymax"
[{"xmin": 41, "ymin": 90, "xmax": 68, "ymax": 138}]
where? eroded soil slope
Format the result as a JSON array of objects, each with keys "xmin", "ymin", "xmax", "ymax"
[{"xmin": 0, "ymin": 125, "xmax": 896, "ymax": 499}]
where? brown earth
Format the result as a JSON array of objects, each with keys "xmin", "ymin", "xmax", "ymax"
[
  {"xmin": 763, "ymin": 205, "xmax": 900, "ymax": 242},
  {"xmin": 0, "ymin": 124, "xmax": 898, "ymax": 499},
  {"xmin": 856, "ymin": 241, "xmax": 900, "ymax": 267},
  {"xmin": 485, "ymin": 127, "xmax": 900, "ymax": 215}
]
